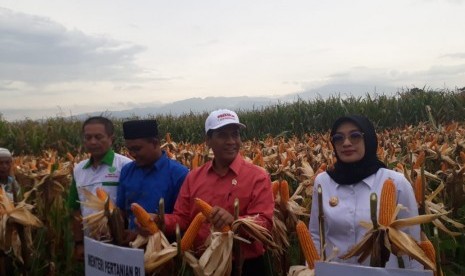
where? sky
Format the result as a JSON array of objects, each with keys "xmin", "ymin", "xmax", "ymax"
[{"xmin": 1, "ymin": 0, "xmax": 465, "ymax": 120}]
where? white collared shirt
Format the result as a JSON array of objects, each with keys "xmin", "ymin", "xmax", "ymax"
[
  {"xmin": 73, "ymin": 153, "xmax": 131, "ymax": 217},
  {"xmin": 309, "ymin": 168, "xmax": 422, "ymax": 269}
]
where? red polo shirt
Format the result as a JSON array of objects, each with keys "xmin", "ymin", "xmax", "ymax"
[{"xmin": 164, "ymin": 153, "xmax": 274, "ymax": 259}]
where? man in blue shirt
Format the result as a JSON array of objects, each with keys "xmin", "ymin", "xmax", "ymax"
[{"xmin": 117, "ymin": 119, "xmax": 189, "ymax": 231}]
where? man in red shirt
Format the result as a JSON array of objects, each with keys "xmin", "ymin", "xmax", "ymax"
[{"xmin": 163, "ymin": 109, "xmax": 274, "ymax": 274}]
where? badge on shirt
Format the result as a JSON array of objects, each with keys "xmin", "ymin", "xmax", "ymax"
[
  {"xmin": 232, "ymin": 179, "xmax": 237, "ymax": 186},
  {"xmin": 329, "ymin": 196, "xmax": 339, "ymax": 207},
  {"xmin": 108, "ymin": 166, "xmax": 116, "ymax": 173}
]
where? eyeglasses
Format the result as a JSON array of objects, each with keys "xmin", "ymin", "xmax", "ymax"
[{"xmin": 331, "ymin": 131, "xmax": 364, "ymax": 146}]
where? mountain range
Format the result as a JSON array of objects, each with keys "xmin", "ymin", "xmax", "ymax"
[{"xmin": 79, "ymin": 82, "xmax": 398, "ymax": 119}]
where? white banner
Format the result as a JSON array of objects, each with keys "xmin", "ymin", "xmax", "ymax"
[
  {"xmin": 84, "ymin": 237, "xmax": 144, "ymax": 276},
  {"xmin": 315, "ymin": 262, "xmax": 433, "ymax": 276}
]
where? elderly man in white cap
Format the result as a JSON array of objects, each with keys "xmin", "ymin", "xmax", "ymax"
[
  {"xmin": 149, "ymin": 109, "xmax": 274, "ymax": 275},
  {"xmin": 0, "ymin": 147, "xmax": 20, "ymax": 201}
]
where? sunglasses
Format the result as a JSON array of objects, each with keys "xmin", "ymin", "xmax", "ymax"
[{"xmin": 331, "ymin": 131, "xmax": 364, "ymax": 146}]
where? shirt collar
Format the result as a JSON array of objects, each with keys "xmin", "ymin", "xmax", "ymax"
[
  {"xmin": 83, "ymin": 150, "xmax": 115, "ymax": 169},
  {"xmin": 150, "ymin": 151, "xmax": 169, "ymax": 171},
  {"xmin": 335, "ymin": 173, "xmax": 376, "ymax": 188},
  {"xmin": 207, "ymin": 153, "xmax": 243, "ymax": 175},
  {"xmin": 362, "ymin": 173, "xmax": 376, "ymax": 188}
]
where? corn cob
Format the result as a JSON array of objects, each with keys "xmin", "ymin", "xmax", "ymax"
[
  {"xmin": 252, "ymin": 151, "xmax": 264, "ymax": 167},
  {"xmin": 413, "ymin": 151, "xmax": 425, "ymax": 169},
  {"xmin": 281, "ymin": 156, "xmax": 291, "ymax": 167},
  {"xmin": 192, "ymin": 152, "xmax": 200, "ymax": 169},
  {"xmin": 315, "ymin": 163, "xmax": 327, "ymax": 178},
  {"xmin": 379, "ymin": 178, "xmax": 396, "ymax": 226},
  {"xmin": 286, "ymin": 149, "xmax": 296, "ymax": 160},
  {"xmin": 419, "ymin": 239, "xmax": 436, "ymax": 265},
  {"xmin": 317, "ymin": 163, "xmax": 327, "ymax": 172},
  {"xmin": 377, "ymin": 146, "xmax": 384, "ymax": 159},
  {"xmin": 460, "ymin": 151, "xmax": 465, "ymax": 163},
  {"xmin": 278, "ymin": 142, "xmax": 285, "ymax": 154},
  {"xmin": 272, "ymin": 181, "xmax": 280, "ymax": 200},
  {"xmin": 181, "ymin": 212, "xmax": 206, "ymax": 252},
  {"xmin": 66, "ymin": 152, "xmax": 74, "ymax": 162},
  {"xmin": 414, "ymin": 175, "xmax": 423, "ymax": 205},
  {"xmin": 296, "ymin": 220, "xmax": 320, "ymax": 269},
  {"xmin": 310, "ymin": 163, "xmax": 327, "ymax": 185},
  {"xmin": 96, "ymin": 187, "xmax": 115, "ymax": 211},
  {"xmin": 280, "ymin": 180, "xmax": 290, "ymax": 205},
  {"xmin": 194, "ymin": 198, "xmax": 230, "ymax": 232},
  {"xmin": 130, "ymin": 203, "xmax": 158, "ymax": 234}
]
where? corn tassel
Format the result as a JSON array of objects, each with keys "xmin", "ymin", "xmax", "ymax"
[
  {"xmin": 130, "ymin": 203, "xmax": 158, "ymax": 235},
  {"xmin": 379, "ymin": 178, "xmax": 396, "ymax": 226},
  {"xmin": 296, "ymin": 220, "xmax": 320, "ymax": 269},
  {"xmin": 96, "ymin": 187, "xmax": 115, "ymax": 211},
  {"xmin": 181, "ymin": 212, "xmax": 206, "ymax": 252},
  {"xmin": 195, "ymin": 198, "xmax": 230, "ymax": 232}
]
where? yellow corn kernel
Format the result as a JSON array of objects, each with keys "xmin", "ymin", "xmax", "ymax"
[
  {"xmin": 130, "ymin": 203, "xmax": 158, "ymax": 235},
  {"xmin": 195, "ymin": 198, "xmax": 230, "ymax": 232},
  {"xmin": 379, "ymin": 178, "xmax": 396, "ymax": 226},
  {"xmin": 296, "ymin": 220, "xmax": 320, "ymax": 269},
  {"xmin": 181, "ymin": 212, "xmax": 206, "ymax": 252}
]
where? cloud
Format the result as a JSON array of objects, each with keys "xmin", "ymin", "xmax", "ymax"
[
  {"xmin": 440, "ymin": 52, "xmax": 465, "ymax": 59},
  {"xmin": 293, "ymin": 63, "xmax": 465, "ymax": 100},
  {"xmin": 0, "ymin": 8, "xmax": 145, "ymax": 84}
]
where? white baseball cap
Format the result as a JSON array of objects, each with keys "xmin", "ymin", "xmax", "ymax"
[
  {"xmin": 0, "ymin": 148, "xmax": 12, "ymax": 158},
  {"xmin": 205, "ymin": 109, "xmax": 246, "ymax": 134}
]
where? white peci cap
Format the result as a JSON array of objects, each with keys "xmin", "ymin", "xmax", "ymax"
[
  {"xmin": 205, "ymin": 109, "xmax": 246, "ymax": 134},
  {"xmin": 0, "ymin": 148, "xmax": 12, "ymax": 158}
]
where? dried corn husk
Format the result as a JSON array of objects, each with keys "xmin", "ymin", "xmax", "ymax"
[
  {"xmin": 0, "ymin": 186, "xmax": 43, "ymax": 263},
  {"xmin": 79, "ymin": 188, "xmax": 112, "ymax": 241},
  {"xmin": 232, "ymin": 216, "xmax": 279, "ymax": 254},
  {"xmin": 198, "ymin": 231, "xmax": 234, "ymax": 276},
  {"xmin": 341, "ymin": 204, "xmax": 444, "ymax": 271},
  {"xmin": 287, "ymin": 266, "xmax": 315, "ymax": 276}
]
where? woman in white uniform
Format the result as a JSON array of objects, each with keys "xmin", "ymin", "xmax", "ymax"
[{"xmin": 309, "ymin": 115, "xmax": 421, "ymax": 269}]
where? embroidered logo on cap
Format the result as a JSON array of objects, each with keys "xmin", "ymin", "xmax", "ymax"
[{"xmin": 217, "ymin": 113, "xmax": 236, "ymax": 121}]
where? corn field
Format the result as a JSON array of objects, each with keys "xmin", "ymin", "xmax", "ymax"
[{"xmin": 1, "ymin": 87, "xmax": 465, "ymax": 275}]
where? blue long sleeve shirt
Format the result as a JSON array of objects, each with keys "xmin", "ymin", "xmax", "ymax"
[{"xmin": 117, "ymin": 151, "xmax": 189, "ymax": 229}]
